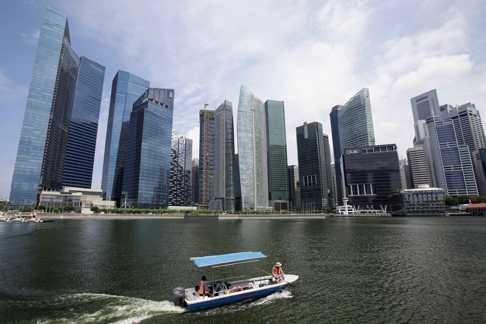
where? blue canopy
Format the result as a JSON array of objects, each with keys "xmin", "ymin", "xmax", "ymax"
[{"xmin": 191, "ymin": 251, "xmax": 267, "ymax": 268}]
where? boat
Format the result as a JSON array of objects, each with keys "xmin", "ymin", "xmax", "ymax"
[{"xmin": 173, "ymin": 251, "xmax": 299, "ymax": 311}]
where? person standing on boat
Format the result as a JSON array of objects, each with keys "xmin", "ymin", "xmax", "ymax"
[
  {"xmin": 197, "ymin": 275, "xmax": 209, "ymax": 296},
  {"xmin": 272, "ymin": 262, "xmax": 285, "ymax": 282}
]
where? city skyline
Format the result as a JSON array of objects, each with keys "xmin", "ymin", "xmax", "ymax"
[{"xmin": 2, "ymin": 1, "xmax": 486, "ymax": 199}]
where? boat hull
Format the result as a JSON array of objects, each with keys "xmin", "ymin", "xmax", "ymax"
[{"xmin": 186, "ymin": 284, "xmax": 286, "ymax": 311}]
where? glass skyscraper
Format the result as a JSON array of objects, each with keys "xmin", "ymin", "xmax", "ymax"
[
  {"xmin": 101, "ymin": 71, "xmax": 149, "ymax": 202},
  {"xmin": 237, "ymin": 86, "xmax": 269, "ymax": 210},
  {"xmin": 411, "ymin": 89, "xmax": 440, "ymax": 144},
  {"xmin": 343, "ymin": 144, "xmax": 401, "ymax": 211},
  {"xmin": 63, "ymin": 57, "xmax": 105, "ymax": 188},
  {"xmin": 122, "ymin": 88, "xmax": 174, "ymax": 208},
  {"xmin": 10, "ymin": 7, "xmax": 104, "ymax": 206},
  {"xmin": 330, "ymin": 89, "xmax": 375, "ymax": 205},
  {"xmin": 211, "ymin": 100, "xmax": 236, "ymax": 211},
  {"xmin": 265, "ymin": 100, "xmax": 289, "ymax": 209},
  {"xmin": 198, "ymin": 108, "xmax": 216, "ymax": 209},
  {"xmin": 296, "ymin": 122, "xmax": 333, "ymax": 210}
]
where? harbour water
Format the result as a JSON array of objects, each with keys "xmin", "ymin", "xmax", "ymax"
[{"xmin": 1, "ymin": 217, "xmax": 486, "ymax": 323}]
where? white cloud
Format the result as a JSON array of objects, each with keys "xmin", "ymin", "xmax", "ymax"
[{"xmin": 54, "ymin": 0, "xmax": 486, "ymax": 172}]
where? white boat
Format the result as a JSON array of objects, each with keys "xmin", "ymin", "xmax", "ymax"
[{"xmin": 173, "ymin": 251, "xmax": 299, "ymax": 311}]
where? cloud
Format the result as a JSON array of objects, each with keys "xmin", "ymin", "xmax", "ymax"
[{"xmin": 52, "ymin": 0, "xmax": 486, "ymax": 170}]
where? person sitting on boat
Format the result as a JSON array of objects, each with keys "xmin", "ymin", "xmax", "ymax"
[
  {"xmin": 197, "ymin": 275, "xmax": 209, "ymax": 296},
  {"xmin": 272, "ymin": 262, "xmax": 285, "ymax": 282}
]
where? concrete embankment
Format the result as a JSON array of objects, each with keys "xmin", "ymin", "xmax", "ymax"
[{"xmin": 39, "ymin": 213, "xmax": 330, "ymax": 220}]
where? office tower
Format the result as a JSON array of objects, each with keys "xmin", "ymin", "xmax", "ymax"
[
  {"xmin": 233, "ymin": 154, "xmax": 242, "ymax": 211},
  {"xmin": 265, "ymin": 100, "xmax": 289, "ymax": 209},
  {"xmin": 288, "ymin": 165, "xmax": 301, "ymax": 210},
  {"xmin": 237, "ymin": 86, "xmax": 269, "ymax": 209},
  {"xmin": 191, "ymin": 159, "xmax": 199, "ymax": 204},
  {"xmin": 343, "ymin": 144, "xmax": 401, "ymax": 211},
  {"xmin": 426, "ymin": 117, "xmax": 478, "ymax": 196},
  {"xmin": 330, "ymin": 89, "xmax": 375, "ymax": 205},
  {"xmin": 168, "ymin": 134, "xmax": 192, "ymax": 206},
  {"xmin": 406, "ymin": 145, "xmax": 433, "ymax": 188},
  {"xmin": 10, "ymin": 8, "xmax": 105, "ymax": 206},
  {"xmin": 122, "ymin": 88, "xmax": 174, "ymax": 208},
  {"xmin": 477, "ymin": 149, "xmax": 486, "ymax": 195},
  {"xmin": 296, "ymin": 122, "xmax": 333, "ymax": 210},
  {"xmin": 198, "ymin": 108, "xmax": 215, "ymax": 208},
  {"xmin": 211, "ymin": 100, "xmax": 236, "ymax": 211},
  {"xmin": 411, "ymin": 89, "xmax": 440, "ymax": 143},
  {"xmin": 63, "ymin": 57, "xmax": 105, "ymax": 188},
  {"xmin": 102, "ymin": 71, "xmax": 149, "ymax": 202}
]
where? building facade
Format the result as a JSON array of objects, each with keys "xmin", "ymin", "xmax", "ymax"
[
  {"xmin": 122, "ymin": 88, "xmax": 174, "ymax": 208},
  {"xmin": 288, "ymin": 165, "xmax": 301, "ymax": 210},
  {"xmin": 265, "ymin": 100, "xmax": 289, "ymax": 209},
  {"xmin": 411, "ymin": 89, "xmax": 440, "ymax": 144},
  {"xmin": 426, "ymin": 116, "xmax": 479, "ymax": 196},
  {"xmin": 102, "ymin": 71, "xmax": 149, "ymax": 202},
  {"xmin": 10, "ymin": 8, "xmax": 104, "ymax": 207},
  {"xmin": 343, "ymin": 144, "xmax": 401, "ymax": 211},
  {"xmin": 191, "ymin": 159, "xmax": 199, "ymax": 204},
  {"xmin": 168, "ymin": 134, "xmax": 192, "ymax": 206},
  {"xmin": 296, "ymin": 122, "xmax": 333, "ymax": 210},
  {"xmin": 211, "ymin": 100, "xmax": 236, "ymax": 211},
  {"xmin": 62, "ymin": 57, "xmax": 105, "ymax": 188},
  {"xmin": 400, "ymin": 185, "xmax": 446, "ymax": 216},
  {"xmin": 237, "ymin": 86, "xmax": 269, "ymax": 210},
  {"xmin": 406, "ymin": 145, "xmax": 433, "ymax": 188},
  {"xmin": 198, "ymin": 108, "xmax": 215, "ymax": 208},
  {"xmin": 329, "ymin": 89, "xmax": 375, "ymax": 205}
]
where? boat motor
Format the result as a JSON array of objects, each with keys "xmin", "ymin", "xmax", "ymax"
[{"xmin": 173, "ymin": 287, "xmax": 186, "ymax": 307}]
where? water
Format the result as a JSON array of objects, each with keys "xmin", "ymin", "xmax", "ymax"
[{"xmin": 1, "ymin": 217, "xmax": 486, "ymax": 323}]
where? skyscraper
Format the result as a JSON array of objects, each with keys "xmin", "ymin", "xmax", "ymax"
[
  {"xmin": 122, "ymin": 88, "xmax": 174, "ymax": 208},
  {"xmin": 330, "ymin": 89, "xmax": 375, "ymax": 205},
  {"xmin": 62, "ymin": 57, "xmax": 105, "ymax": 188},
  {"xmin": 406, "ymin": 145, "xmax": 433, "ymax": 188},
  {"xmin": 287, "ymin": 165, "xmax": 301, "ymax": 210},
  {"xmin": 296, "ymin": 122, "xmax": 333, "ymax": 210},
  {"xmin": 426, "ymin": 116, "xmax": 478, "ymax": 196},
  {"xmin": 168, "ymin": 133, "xmax": 192, "ymax": 206},
  {"xmin": 10, "ymin": 7, "xmax": 105, "ymax": 206},
  {"xmin": 102, "ymin": 71, "xmax": 149, "ymax": 202},
  {"xmin": 265, "ymin": 100, "xmax": 289, "ymax": 209},
  {"xmin": 211, "ymin": 100, "xmax": 236, "ymax": 211},
  {"xmin": 343, "ymin": 144, "xmax": 401, "ymax": 211},
  {"xmin": 237, "ymin": 86, "xmax": 269, "ymax": 210},
  {"xmin": 411, "ymin": 89, "xmax": 440, "ymax": 144},
  {"xmin": 399, "ymin": 159, "xmax": 411, "ymax": 190},
  {"xmin": 198, "ymin": 108, "xmax": 215, "ymax": 208},
  {"xmin": 191, "ymin": 159, "xmax": 199, "ymax": 204}
]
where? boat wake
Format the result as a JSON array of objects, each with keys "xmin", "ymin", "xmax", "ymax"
[
  {"xmin": 33, "ymin": 292, "xmax": 185, "ymax": 323},
  {"xmin": 251, "ymin": 289, "xmax": 293, "ymax": 306}
]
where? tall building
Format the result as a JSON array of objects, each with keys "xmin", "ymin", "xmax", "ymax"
[
  {"xmin": 296, "ymin": 122, "xmax": 333, "ymax": 210},
  {"xmin": 10, "ymin": 8, "xmax": 105, "ymax": 207},
  {"xmin": 233, "ymin": 154, "xmax": 242, "ymax": 211},
  {"xmin": 102, "ymin": 71, "xmax": 149, "ymax": 202},
  {"xmin": 237, "ymin": 86, "xmax": 269, "ymax": 210},
  {"xmin": 62, "ymin": 57, "xmax": 105, "ymax": 188},
  {"xmin": 411, "ymin": 89, "xmax": 440, "ymax": 144},
  {"xmin": 191, "ymin": 159, "xmax": 199, "ymax": 204},
  {"xmin": 343, "ymin": 144, "xmax": 401, "ymax": 211},
  {"xmin": 288, "ymin": 165, "xmax": 301, "ymax": 210},
  {"xmin": 477, "ymin": 149, "xmax": 486, "ymax": 195},
  {"xmin": 122, "ymin": 88, "xmax": 174, "ymax": 208},
  {"xmin": 198, "ymin": 108, "xmax": 215, "ymax": 209},
  {"xmin": 330, "ymin": 89, "xmax": 375, "ymax": 205},
  {"xmin": 406, "ymin": 145, "xmax": 433, "ymax": 188},
  {"xmin": 399, "ymin": 158, "xmax": 411, "ymax": 190},
  {"xmin": 426, "ymin": 116, "xmax": 478, "ymax": 196},
  {"xmin": 265, "ymin": 100, "xmax": 289, "ymax": 209},
  {"xmin": 210, "ymin": 100, "xmax": 236, "ymax": 211},
  {"xmin": 168, "ymin": 134, "xmax": 192, "ymax": 206}
]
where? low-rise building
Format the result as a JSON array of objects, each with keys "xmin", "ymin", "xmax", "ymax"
[
  {"xmin": 400, "ymin": 185, "xmax": 446, "ymax": 216},
  {"xmin": 39, "ymin": 187, "xmax": 115, "ymax": 212},
  {"xmin": 465, "ymin": 203, "xmax": 486, "ymax": 216}
]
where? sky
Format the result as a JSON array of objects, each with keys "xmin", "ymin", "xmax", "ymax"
[{"xmin": 1, "ymin": 0, "xmax": 486, "ymax": 199}]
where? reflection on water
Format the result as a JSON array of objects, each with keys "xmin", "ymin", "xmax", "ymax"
[{"xmin": 1, "ymin": 217, "xmax": 486, "ymax": 323}]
